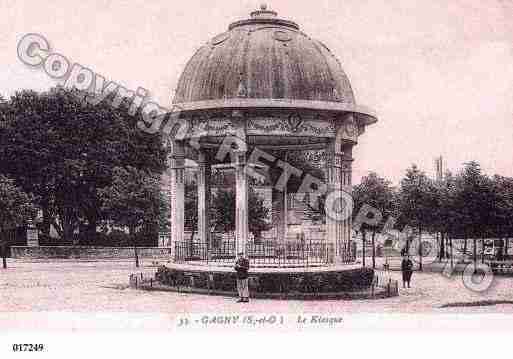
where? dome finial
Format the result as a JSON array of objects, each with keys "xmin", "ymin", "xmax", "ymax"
[
  {"xmin": 230, "ymin": 4, "xmax": 299, "ymax": 31},
  {"xmin": 250, "ymin": 3, "xmax": 277, "ymax": 18}
]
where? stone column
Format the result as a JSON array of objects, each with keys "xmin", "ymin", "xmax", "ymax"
[
  {"xmin": 197, "ymin": 151, "xmax": 211, "ymax": 250},
  {"xmin": 169, "ymin": 141, "xmax": 185, "ymax": 257},
  {"xmin": 283, "ymin": 189, "xmax": 289, "ymax": 241},
  {"xmin": 340, "ymin": 146, "xmax": 354, "ymax": 261},
  {"xmin": 234, "ymin": 150, "xmax": 249, "ymax": 255},
  {"xmin": 325, "ymin": 142, "xmax": 354, "ymax": 263},
  {"xmin": 325, "ymin": 143, "xmax": 341, "ymax": 263}
]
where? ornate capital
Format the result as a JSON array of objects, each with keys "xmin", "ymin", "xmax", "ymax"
[{"xmin": 335, "ymin": 113, "xmax": 359, "ymax": 145}]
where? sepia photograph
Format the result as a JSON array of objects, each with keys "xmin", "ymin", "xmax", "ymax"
[{"xmin": 1, "ymin": 0, "xmax": 513, "ymax": 356}]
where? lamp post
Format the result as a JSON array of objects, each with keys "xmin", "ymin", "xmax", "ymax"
[{"xmin": 417, "ymin": 176, "xmax": 423, "ymax": 272}]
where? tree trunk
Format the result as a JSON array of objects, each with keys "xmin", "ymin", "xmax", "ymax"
[
  {"xmin": 473, "ymin": 238, "xmax": 477, "ymax": 272},
  {"xmin": 1, "ymin": 229, "xmax": 7, "ymax": 269},
  {"xmin": 463, "ymin": 237, "xmax": 468, "ymax": 255},
  {"xmin": 439, "ymin": 233, "xmax": 445, "ymax": 261},
  {"xmin": 85, "ymin": 188, "xmax": 99, "ymax": 241},
  {"xmin": 362, "ymin": 229, "xmax": 366, "ymax": 267},
  {"xmin": 134, "ymin": 246, "xmax": 139, "ymax": 268},
  {"xmin": 418, "ymin": 227, "xmax": 423, "ymax": 271},
  {"xmin": 442, "ymin": 233, "xmax": 451, "ymax": 259},
  {"xmin": 450, "ymin": 235, "xmax": 454, "ymax": 268},
  {"xmin": 86, "ymin": 216, "xmax": 98, "ymax": 242},
  {"xmin": 442, "ymin": 233, "xmax": 449, "ymax": 259},
  {"xmin": 371, "ymin": 230, "xmax": 376, "ymax": 269},
  {"xmin": 436, "ymin": 232, "xmax": 440, "ymax": 261},
  {"xmin": 61, "ymin": 208, "xmax": 77, "ymax": 245},
  {"xmin": 41, "ymin": 200, "xmax": 52, "ymax": 236},
  {"xmin": 64, "ymin": 223, "xmax": 76, "ymax": 245},
  {"xmin": 505, "ymin": 238, "xmax": 509, "ymax": 256},
  {"xmin": 481, "ymin": 238, "xmax": 485, "ymax": 264},
  {"xmin": 1, "ymin": 243, "xmax": 6, "ymax": 269}
]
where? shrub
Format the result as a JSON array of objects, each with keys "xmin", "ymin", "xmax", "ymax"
[{"xmin": 154, "ymin": 266, "xmax": 375, "ymax": 294}]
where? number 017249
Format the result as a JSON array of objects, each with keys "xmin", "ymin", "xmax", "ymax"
[{"xmin": 12, "ymin": 344, "xmax": 45, "ymax": 352}]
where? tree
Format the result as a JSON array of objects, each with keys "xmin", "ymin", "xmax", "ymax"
[
  {"xmin": 99, "ymin": 166, "xmax": 169, "ymax": 267},
  {"xmin": 352, "ymin": 172, "xmax": 396, "ymax": 268},
  {"xmin": 0, "ymin": 95, "xmax": 8, "ymax": 123},
  {"xmin": 432, "ymin": 171, "xmax": 459, "ymax": 261},
  {"xmin": 492, "ymin": 176, "xmax": 513, "ymax": 256},
  {"xmin": 248, "ymin": 190, "xmax": 273, "ymax": 243},
  {"xmin": 397, "ymin": 165, "xmax": 438, "ymax": 270},
  {"xmin": 267, "ymin": 151, "xmax": 326, "ymax": 223},
  {"xmin": 451, "ymin": 162, "xmax": 495, "ymax": 265},
  {"xmin": 0, "ymin": 88, "xmax": 167, "ymax": 243},
  {"xmin": 211, "ymin": 187, "xmax": 271, "ymax": 244},
  {"xmin": 0, "ymin": 175, "xmax": 37, "ymax": 268}
]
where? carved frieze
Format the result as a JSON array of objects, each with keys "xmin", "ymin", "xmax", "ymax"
[
  {"xmin": 186, "ymin": 114, "xmax": 236, "ymax": 137},
  {"xmin": 246, "ymin": 113, "xmax": 336, "ymax": 137},
  {"xmin": 303, "ymin": 150, "xmax": 328, "ymax": 164},
  {"xmin": 183, "ymin": 112, "xmax": 347, "ymax": 139}
]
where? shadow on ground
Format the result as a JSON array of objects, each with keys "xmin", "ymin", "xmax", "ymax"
[{"xmin": 440, "ymin": 300, "xmax": 513, "ymax": 308}]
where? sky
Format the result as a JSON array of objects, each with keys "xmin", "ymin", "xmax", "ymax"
[{"xmin": 1, "ymin": 0, "xmax": 513, "ymax": 185}]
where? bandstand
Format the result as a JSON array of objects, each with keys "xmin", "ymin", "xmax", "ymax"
[{"xmin": 160, "ymin": 5, "xmax": 377, "ymax": 278}]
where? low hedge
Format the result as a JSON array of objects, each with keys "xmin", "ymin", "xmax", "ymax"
[{"xmin": 155, "ymin": 266, "xmax": 374, "ymax": 294}]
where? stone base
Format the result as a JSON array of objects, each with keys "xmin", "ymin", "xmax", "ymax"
[{"xmin": 151, "ymin": 263, "xmax": 376, "ymax": 299}]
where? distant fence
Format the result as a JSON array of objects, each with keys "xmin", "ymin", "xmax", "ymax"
[{"xmin": 11, "ymin": 246, "xmax": 172, "ymax": 260}]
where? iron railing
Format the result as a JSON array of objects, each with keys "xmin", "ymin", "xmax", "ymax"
[
  {"xmin": 174, "ymin": 240, "xmax": 356, "ymax": 267},
  {"xmin": 174, "ymin": 241, "xmax": 236, "ymax": 263},
  {"xmin": 337, "ymin": 240, "xmax": 357, "ymax": 264}
]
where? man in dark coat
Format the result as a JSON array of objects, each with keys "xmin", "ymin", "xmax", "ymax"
[
  {"xmin": 234, "ymin": 252, "xmax": 250, "ymax": 303},
  {"xmin": 401, "ymin": 255, "xmax": 414, "ymax": 288}
]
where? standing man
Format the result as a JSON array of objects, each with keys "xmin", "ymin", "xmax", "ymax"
[
  {"xmin": 401, "ymin": 255, "xmax": 414, "ymax": 288},
  {"xmin": 234, "ymin": 252, "xmax": 250, "ymax": 303}
]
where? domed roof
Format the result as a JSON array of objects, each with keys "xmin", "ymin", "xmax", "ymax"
[{"xmin": 173, "ymin": 5, "xmax": 356, "ymax": 105}]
